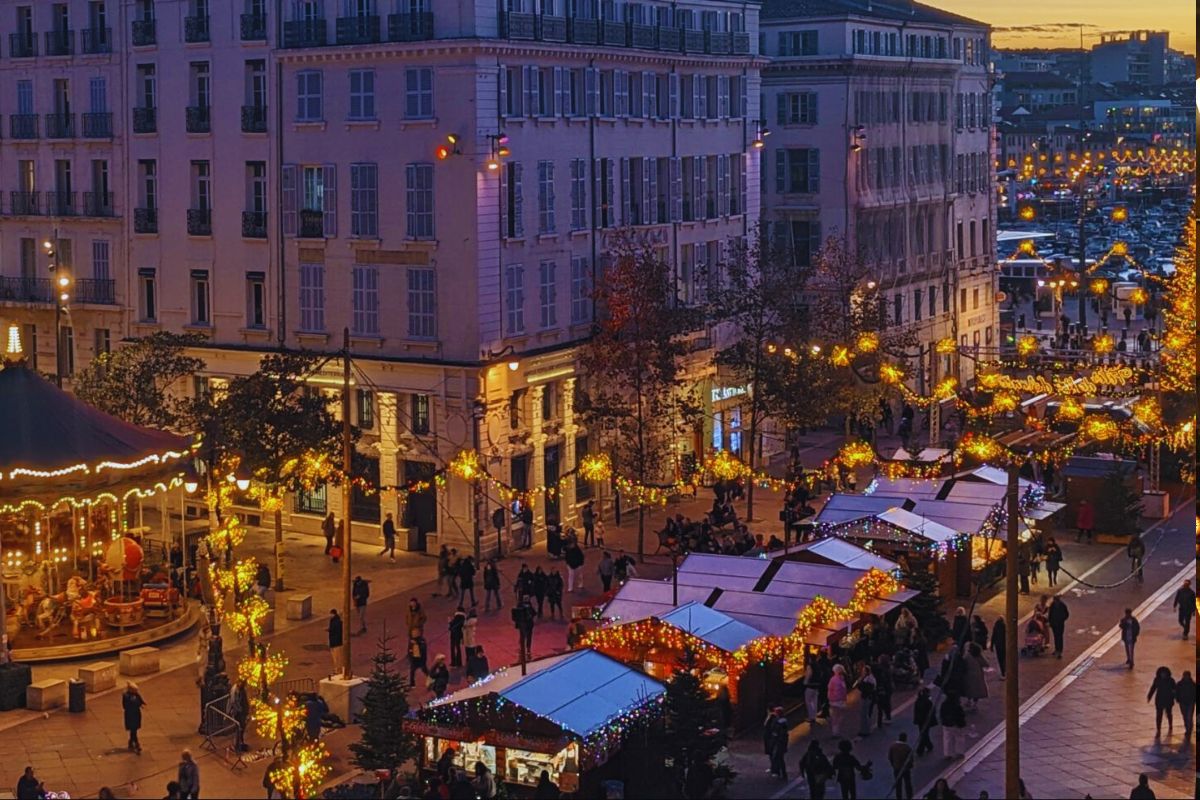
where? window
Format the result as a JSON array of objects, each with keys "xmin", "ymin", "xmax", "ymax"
[
  {"xmin": 89, "ymin": 77, "xmax": 108, "ymax": 113},
  {"xmin": 969, "ymin": 220, "xmax": 977, "ymax": 257},
  {"xmin": 16, "ymin": 80, "xmax": 33, "ymax": 115},
  {"xmin": 246, "ymin": 272, "xmax": 266, "ymax": 329},
  {"xmin": 778, "ymin": 91, "xmax": 818, "ymax": 125},
  {"xmin": 295, "ymin": 485, "xmax": 326, "ymax": 514},
  {"xmin": 91, "ymin": 240, "xmax": 110, "ymax": 280},
  {"xmin": 570, "ymin": 256, "xmax": 589, "ymax": 323},
  {"xmin": 568, "ymin": 68, "xmax": 585, "ymax": 116},
  {"xmin": 350, "ymin": 163, "xmax": 378, "ymax": 238},
  {"xmin": 139, "ymin": 159, "xmax": 157, "ymax": 209},
  {"xmin": 928, "ymin": 287, "xmax": 937, "ymax": 318},
  {"xmin": 356, "ymin": 389, "xmax": 375, "ymax": 429},
  {"xmin": 960, "ymin": 287, "xmax": 967, "ymax": 311},
  {"xmin": 191, "ymin": 160, "xmax": 211, "ymax": 210},
  {"xmin": 942, "ymin": 280, "xmax": 950, "ymax": 313},
  {"xmin": 298, "ymin": 263, "xmax": 325, "ymax": 331},
  {"xmin": 405, "ymin": 163, "xmax": 434, "ymax": 239},
  {"xmin": 913, "ymin": 288, "xmax": 922, "ymax": 321},
  {"xmin": 406, "ymin": 267, "xmax": 436, "ymax": 338},
  {"xmin": 537, "ymin": 161, "xmax": 556, "ymax": 234},
  {"xmin": 404, "ymin": 68, "xmax": 433, "ymax": 119},
  {"xmin": 892, "ymin": 294, "xmax": 903, "ymax": 325},
  {"xmin": 411, "ymin": 394, "xmax": 430, "ymax": 435},
  {"xmin": 60, "ymin": 326, "xmax": 74, "ymax": 377},
  {"xmin": 502, "ymin": 65, "xmax": 523, "ymax": 117},
  {"xmin": 351, "ymin": 265, "xmax": 379, "ymax": 335},
  {"xmin": 138, "ymin": 269, "xmax": 157, "ymax": 321},
  {"xmin": 538, "ymin": 260, "xmax": 557, "ymax": 328},
  {"xmin": 191, "ymin": 271, "xmax": 210, "ymax": 325},
  {"xmin": 505, "ymin": 264, "xmax": 525, "ymax": 334},
  {"xmin": 502, "ymin": 162, "xmax": 524, "ymax": 238},
  {"xmin": 296, "ymin": 70, "xmax": 322, "ymax": 121},
  {"xmin": 93, "ymin": 327, "xmax": 110, "ymax": 356},
  {"xmin": 595, "ymin": 158, "xmax": 614, "ymax": 227},
  {"xmin": 190, "ymin": 62, "xmax": 211, "ymax": 108},
  {"xmin": 570, "ymin": 159, "xmax": 587, "ymax": 230},
  {"xmin": 349, "ymin": 69, "xmax": 376, "ymax": 120},
  {"xmin": 789, "ymin": 220, "xmax": 821, "ymax": 267},
  {"xmin": 972, "ymin": 287, "xmax": 979, "ymax": 310},
  {"xmin": 778, "ymin": 30, "xmax": 817, "ymax": 55},
  {"xmin": 775, "ymin": 149, "xmax": 820, "ymax": 193}
]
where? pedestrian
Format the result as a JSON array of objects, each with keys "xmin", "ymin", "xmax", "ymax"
[
  {"xmin": 531, "ymin": 566, "xmax": 548, "ymax": 617},
  {"xmin": 263, "ymin": 757, "xmax": 284, "ymax": 799},
  {"xmin": 303, "ymin": 693, "xmax": 326, "ymax": 740},
  {"xmin": 123, "ymin": 681, "xmax": 146, "ymax": 753},
  {"xmin": 467, "ymin": 645, "xmax": 491, "ymax": 681},
  {"xmin": 581, "ymin": 499, "xmax": 596, "ymax": 548},
  {"xmin": 255, "ymin": 562, "xmax": 271, "ymax": 598},
  {"xmin": 873, "ymin": 653, "xmax": 894, "ymax": 726},
  {"xmin": 546, "ymin": 570, "xmax": 565, "ymax": 619},
  {"xmin": 458, "ymin": 556, "xmax": 477, "ymax": 607},
  {"xmin": 352, "ymin": 576, "xmax": 370, "ymax": 635},
  {"xmin": 463, "ymin": 608, "xmax": 478, "ymax": 656},
  {"xmin": 1047, "ymin": 595, "xmax": 1069, "ymax": 658},
  {"xmin": 803, "ymin": 661, "xmax": 822, "ymax": 724},
  {"xmin": 447, "ymin": 549, "xmax": 461, "ymax": 597},
  {"xmin": 322, "ymin": 511, "xmax": 336, "ymax": 555},
  {"xmin": 15, "ymin": 767, "xmax": 39, "ymax": 800},
  {"xmin": 1123, "ymin": 305, "xmax": 1132, "ymax": 327},
  {"xmin": 1172, "ymin": 579, "xmax": 1196, "ymax": 639},
  {"xmin": 913, "ymin": 686, "xmax": 936, "ymax": 756},
  {"xmin": 970, "ymin": 615, "xmax": 989, "ymax": 650},
  {"xmin": 597, "ymin": 551, "xmax": 615, "ymax": 592},
  {"xmin": 950, "ymin": 607, "xmax": 969, "ymax": 645},
  {"xmin": 939, "ymin": 693, "xmax": 967, "ymax": 759},
  {"xmin": 229, "ymin": 678, "xmax": 250, "ymax": 752},
  {"xmin": 406, "ymin": 597, "xmax": 428, "ymax": 637},
  {"xmin": 429, "ymin": 655, "xmax": 450, "ymax": 698},
  {"xmin": 1122, "ymin": 536, "xmax": 1146, "ymax": 585},
  {"xmin": 1128, "ymin": 773, "xmax": 1156, "ymax": 800},
  {"xmin": 407, "ymin": 630, "xmax": 429, "ymax": 686},
  {"xmin": 1044, "ymin": 537, "xmax": 1062, "ymax": 586},
  {"xmin": 533, "ymin": 770, "xmax": 559, "ymax": 799},
  {"xmin": 831, "ymin": 738, "xmax": 870, "ymax": 800},
  {"xmin": 1146, "ymin": 666, "xmax": 1177, "ymax": 737},
  {"xmin": 854, "ymin": 663, "xmax": 877, "ymax": 736},
  {"xmin": 1017, "ymin": 550, "xmax": 1031, "ymax": 595},
  {"xmin": 798, "ymin": 739, "xmax": 832, "ymax": 800},
  {"xmin": 435, "ymin": 545, "xmax": 450, "ymax": 596},
  {"xmin": 1175, "ymin": 670, "xmax": 1195, "ymax": 738},
  {"xmin": 767, "ymin": 706, "xmax": 789, "ymax": 779},
  {"xmin": 814, "ymin": 648, "xmax": 833, "ymax": 715},
  {"xmin": 473, "ymin": 761, "xmax": 498, "ymax": 800},
  {"xmin": 990, "ymin": 617, "xmax": 1007, "ymax": 679},
  {"xmin": 888, "ymin": 731, "xmax": 915, "ymax": 800},
  {"xmin": 895, "ymin": 608, "xmax": 918, "ymax": 648},
  {"xmin": 327, "ymin": 609, "xmax": 344, "ymax": 673},
  {"xmin": 178, "ymin": 749, "xmax": 200, "ymax": 800},
  {"xmin": 449, "ymin": 606, "xmax": 466, "ymax": 668},
  {"xmin": 594, "ymin": 515, "xmax": 606, "ymax": 548},
  {"xmin": 483, "ymin": 558, "xmax": 502, "ymax": 611},
  {"xmin": 1119, "ymin": 608, "xmax": 1140, "ymax": 668},
  {"xmin": 962, "ymin": 643, "xmax": 989, "ymax": 708},
  {"xmin": 827, "ymin": 664, "xmax": 849, "ymax": 737},
  {"xmin": 164, "ymin": 781, "xmax": 182, "ymax": 800},
  {"xmin": 1075, "ymin": 498, "xmax": 1094, "ymax": 543},
  {"xmin": 332, "ymin": 518, "xmax": 345, "ymax": 563},
  {"xmin": 512, "ymin": 595, "xmax": 535, "ymax": 659},
  {"xmin": 380, "ymin": 512, "xmax": 397, "ymax": 560},
  {"xmin": 925, "ymin": 778, "xmax": 958, "ymax": 799},
  {"xmin": 564, "ymin": 540, "xmax": 585, "ymax": 593}
]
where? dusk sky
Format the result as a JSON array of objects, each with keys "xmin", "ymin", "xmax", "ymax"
[{"xmin": 933, "ymin": 0, "xmax": 1196, "ymax": 55}]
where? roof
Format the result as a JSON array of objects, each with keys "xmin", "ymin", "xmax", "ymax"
[
  {"xmin": 761, "ymin": 0, "xmax": 986, "ymax": 27},
  {"xmin": 955, "ymin": 465, "xmax": 1036, "ymax": 493},
  {"xmin": 660, "ymin": 603, "xmax": 763, "ymax": 652},
  {"xmin": 1061, "ymin": 456, "xmax": 1139, "ymax": 478},
  {"xmin": 814, "ymin": 493, "xmax": 905, "ymax": 524},
  {"xmin": 876, "ymin": 507, "xmax": 961, "ymax": 543},
  {"xmin": 427, "ymin": 650, "xmax": 664, "ymax": 740},
  {"xmin": 1001, "ymin": 71, "xmax": 1076, "ymax": 88},
  {"xmin": 889, "ymin": 447, "xmax": 952, "ymax": 462},
  {"xmin": 784, "ymin": 536, "xmax": 900, "ymax": 572}
]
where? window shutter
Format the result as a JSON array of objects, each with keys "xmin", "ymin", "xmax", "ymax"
[
  {"xmin": 808, "ymin": 149, "xmax": 820, "ymax": 192},
  {"xmin": 513, "ymin": 163, "xmax": 524, "ymax": 237},
  {"xmin": 739, "ymin": 154, "xmax": 748, "ymax": 217},
  {"xmin": 322, "ymin": 164, "xmax": 337, "ymax": 237},
  {"xmin": 500, "ymin": 164, "xmax": 510, "ymax": 235},
  {"xmin": 775, "ymin": 149, "xmax": 785, "ymax": 193},
  {"xmin": 694, "ymin": 75, "xmax": 705, "ymax": 119},
  {"xmin": 604, "ymin": 159, "xmax": 614, "ymax": 225},
  {"xmin": 809, "ymin": 91, "xmax": 817, "ymax": 124},
  {"xmin": 777, "ymin": 93, "xmax": 786, "ymax": 125},
  {"xmin": 740, "ymin": 77, "xmax": 748, "ymax": 118},
  {"xmin": 718, "ymin": 75, "xmax": 729, "ymax": 118},
  {"xmin": 640, "ymin": 157, "xmax": 652, "ymax": 224},
  {"xmin": 695, "ymin": 156, "xmax": 707, "ymax": 219},
  {"xmin": 643, "ymin": 72, "xmax": 654, "ymax": 119},
  {"xmin": 619, "ymin": 158, "xmax": 631, "ymax": 225},
  {"xmin": 281, "ymin": 164, "xmax": 297, "ymax": 236},
  {"xmin": 585, "ymin": 68, "xmax": 599, "ymax": 116},
  {"xmin": 499, "ymin": 65, "xmax": 508, "ymax": 117},
  {"xmin": 646, "ymin": 157, "xmax": 658, "ymax": 223},
  {"xmin": 523, "ymin": 66, "xmax": 536, "ymax": 116},
  {"xmin": 592, "ymin": 158, "xmax": 601, "ymax": 226},
  {"xmin": 717, "ymin": 154, "xmax": 729, "ymax": 216},
  {"xmin": 554, "ymin": 67, "xmax": 565, "ymax": 116},
  {"xmin": 809, "ymin": 221, "xmax": 822, "ymax": 259},
  {"xmin": 669, "ymin": 72, "xmax": 679, "ymax": 118},
  {"xmin": 670, "ymin": 157, "xmax": 682, "ymax": 222}
]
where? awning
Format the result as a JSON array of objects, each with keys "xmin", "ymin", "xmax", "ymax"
[{"xmin": 1024, "ymin": 501, "xmax": 1066, "ymax": 521}]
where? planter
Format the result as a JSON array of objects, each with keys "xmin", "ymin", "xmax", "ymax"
[{"xmin": 1141, "ymin": 490, "xmax": 1170, "ymax": 519}]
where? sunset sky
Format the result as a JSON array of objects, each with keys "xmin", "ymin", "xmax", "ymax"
[{"xmin": 933, "ymin": 0, "xmax": 1196, "ymax": 55}]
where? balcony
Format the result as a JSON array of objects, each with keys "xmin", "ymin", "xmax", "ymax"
[
  {"xmin": 657, "ymin": 26, "xmax": 680, "ymax": 50},
  {"xmin": 77, "ymin": 278, "xmax": 117, "ymax": 304},
  {"xmin": 241, "ymin": 105, "xmax": 267, "ymax": 133},
  {"xmin": 132, "ymin": 106, "xmax": 156, "ymax": 134},
  {"xmin": 568, "ymin": 18, "xmax": 597, "ymax": 44},
  {"xmin": 630, "ymin": 23, "xmax": 656, "ymax": 49},
  {"xmin": 387, "ymin": 12, "xmax": 433, "ymax": 42},
  {"xmin": 732, "ymin": 32, "xmax": 750, "ymax": 54},
  {"xmin": 186, "ymin": 105, "xmax": 211, "ymax": 134},
  {"xmin": 131, "ymin": 18, "xmax": 156, "ymax": 46},
  {"xmin": 134, "ymin": 207, "xmax": 157, "ymax": 233},
  {"xmin": 187, "ymin": 208, "xmax": 212, "ymax": 236},
  {"xmin": 539, "ymin": 15, "xmax": 567, "ymax": 42},
  {"xmin": 9, "ymin": 191, "xmax": 40, "ymax": 216},
  {"xmin": 83, "ymin": 191, "xmax": 115, "ymax": 217},
  {"xmin": 298, "ymin": 209, "xmax": 324, "ymax": 238},
  {"xmin": 706, "ymin": 31, "xmax": 731, "ymax": 54},
  {"xmin": 184, "ymin": 15, "xmax": 210, "ymax": 43},
  {"xmin": 81, "ymin": 26, "xmax": 112, "ymax": 53},
  {"xmin": 46, "ymin": 113, "xmax": 75, "ymax": 139},
  {"xmin": 47, "ymin": 191, "xmax": 76, "ymax": 216},
  {"xmin": 336, "ymin": 15, "xmax": 380, "ymax": 44},
  {"xmin": 682, "ymin": 29, "xmax": 705, "ymax": 53},
  {"xmin": 242, "ymin": 211, "xmax": 267, "ymax": 238},
  {"xmin": 10, "ymin": 114, "xmax": 37, "ymax": 139},
  {"xmin": 82, "ymin": 112, "xmax": 113, "ymax": 138},
  {"xmin": 240, "ymin": 13, "xmax": 267, "ymax": 41},
  {"xmin": 0, "ymin": 277, "xmax": 118, "ymax": 305},
  {"xmin": 283, "ymin": 19, "xmax": 327, "ymax": 48},
  {"xmin": 9, "ymin": 33, "xmax": 36, "ymax": 58},
  {"xmin": 600, "ymin": 21, "xmax": 627, "ymax": 46},
  {"xmin": 502, "ymin": 12, "xmax": 535, "ymax": 40},
  {"xmin": 44, "ymin": 29, "xmax": 74, "ymax": 56}
]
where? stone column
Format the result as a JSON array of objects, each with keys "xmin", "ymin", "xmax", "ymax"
[
  {"xmin": 560, "ymin": 378, "xmax": 578, "ymax": 526},
  {"xmin": 529, "ymin": 384, "xmax": 547, "ymax": 542},
  {"xmin": 377, "ymin": 392, "xmax": 403, "ymax": 533}
]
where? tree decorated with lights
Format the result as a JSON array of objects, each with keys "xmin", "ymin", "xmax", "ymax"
[
  {"xmin": 349, "ymin": 631, "xmax": 418, "ymax": 770},
  {"xmin": 1159, "ymin": 210, "xmax": 1196, "ymax": 476}
]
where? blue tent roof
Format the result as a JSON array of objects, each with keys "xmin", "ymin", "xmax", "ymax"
[{"xmin": 659, "ymin": 602, "xmax": 764, "ymax": 652}]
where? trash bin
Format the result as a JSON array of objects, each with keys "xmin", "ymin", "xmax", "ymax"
[{"xmin": 68, "ymin": 678, "xmax": 86, "ymax": 713}]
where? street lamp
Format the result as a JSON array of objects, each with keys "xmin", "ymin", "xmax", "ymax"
[{"xmin": 45, "ymin": 234, "xmax": 71, "ymax": 388}]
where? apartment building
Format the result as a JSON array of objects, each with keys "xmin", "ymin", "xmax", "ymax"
[{"xmin": 760, "ymin": 0, "xmax": 996, "ymax": 396}]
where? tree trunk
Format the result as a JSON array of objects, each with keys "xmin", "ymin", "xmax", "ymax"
[
  {"xmin": 746, "ymin": 405, "xmax": 759, "ymax": 522},
  {"xmin": 637, "ymin": 505, "xmax": 645, "ymax": 564},
  {"xmin": 274, "ymin": 507, "xmax": 285, "ymax": 592}
]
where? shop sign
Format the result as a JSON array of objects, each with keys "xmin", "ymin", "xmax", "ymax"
[{"xmin": 711, "ymin": 384, "xmax": 750, "ymax": 403}]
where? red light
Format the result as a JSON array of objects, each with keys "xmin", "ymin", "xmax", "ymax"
[{"xmin": 435, "ymin": 145, "xmax": 451, "ymax": 160}]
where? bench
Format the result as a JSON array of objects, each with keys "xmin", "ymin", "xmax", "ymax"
[
  {"xmin": 285, "ymin": 594, "xmax": 312, "ymax": 621},
  {"xmin": 78, "ymin": 661, "xmax": 117, "ymax": 693},
  {"xmin": 26, "ymin": 679, "xmax": 67, "ymax": 711},
  {"xmin": 119, "ymin": 646, "xmax": 160, "ymax": 676}
]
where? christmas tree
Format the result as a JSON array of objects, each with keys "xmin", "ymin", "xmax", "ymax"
[
  {"xmin": 1095, "ymin": 464, "xmax": 1143, "ymax": 536},
  {"xmin": 349, "ymin": 631, "xmax": 418, "ymax": 771},
  {"xmin": 648, "ymin": 661, "xmax": 735, "ymax": 799}
]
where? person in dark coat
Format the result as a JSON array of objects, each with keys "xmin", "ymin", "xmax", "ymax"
[
  {"xmin": 799, "ymin": 740, "xmax": 832, "ymax": 800},
  {"xmin": 533, "ymin": 770, "xmax": 560, "ymax": 799},
  {"xmin": 322, "ymin": 512, "xmax": 336, "ymax": 555},
  {"xmin": 122, "ymin": 682, "xmax": 146, "ymax": 753},
  {"xmin": 1129, "ymin": 773, "xmax": 1157, "ymax": 800},
  {"xmin": 429, "ymin": 655, "xmax": 451, "ymax": 698},
  {"xmin": 16, "ymin": 767, "xmax": 40, "ymax": 800},
  {"xmin": 1119, "ymin": 608, "xmax": 1141, "ymax": 668},
  {"xmin": 990, "ymin": 617, "xmax": 1007, "ymax": 678},
  {"xmin": 970, "ymin": 615, "xmax": 989, "ymax": 649},
  {"xmin": 1172, "ymin": 579, "xmax": 1196, "ymax": 640},
  {"xmin": 407, "ymin": 632, "xmax": 429, "ymax": 686},
  {"xmin": 177, "ymin": 749, "xmax": 200, "ymax": 800},
  {"xmin": 1176, "ymin": 670, "xmax": 1196, "ymax": 738},
  {"xmin": 1043, "ymin": 537, "xmax": 1062, "ymax": 586},
  {"xmin": 1147, "ymin": 666, "xmax": 1177, "ymax": 737},
  {"xmin": 531, "ymin": 567, "xmax": 548, "ymax": 617},
  {"xmin": 483, "ymin": 559, "xmax": 502, "ymax": 611},
  {"xmin": 1047, "ymin": 596, "xmax": 1070, "ymax": 658},
  {"xmin": 913, "ymin": 686, "xmax": 936, "ymax": 756},
  {"xmin": 466, "ymin": 645, "xmax": 491, "ymax": 682},
  {"xmin": 512, "ymin": 596, "xmax": 536, "ymax": 659},
  {"xmin": 380, "ymin": 512, "xmax": 397, "ymax": 559},
  {"xmin": 352, "ymin": 576, "xmax": 370, "ymax": 635},
  {"xmin": 767, "ymin": 708, "xmax": 789, "ymax": 779},
  {"xmin": 458, "ymin": 556, "xmax": 477, "ymax": 607},
  {"xmin": 448, "ymin": 607, "xmax": 467, "ymax": 668},
  {"xmin": 950, "ymin": 607, "xmax": 969, "ymax": 645},
  {"xmin": 831, "ymin": 738, "xmax": 869, "ymax": 800},
  {"xmin": 327, "ymin": 609, "xmax": 344, "ymax": 674}
]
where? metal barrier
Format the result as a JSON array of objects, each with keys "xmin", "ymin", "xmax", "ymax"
[
  {"xmin": 276, "ymin": 677, "xmax": 315, "ymax": 697},
  {"xmin": 200, "ymin": 694, "xmax": 247, "ymax": 770}
]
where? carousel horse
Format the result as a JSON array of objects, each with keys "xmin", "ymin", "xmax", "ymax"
[
  {"xmin": 18, "ymin": 586, "xmax": 42, "ymax": 627},
  {"xmin": 65, "ymin": 574, "xmax": 87, "ymax": 603},
  {"xmin": 71, "ymin": 590, "xmax": 102, "ymax": 640},
  {"xmin": 35, "ymin": 594, "xmax": 67, "ymax": 637}
]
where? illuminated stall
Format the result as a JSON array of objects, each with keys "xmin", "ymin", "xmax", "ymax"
[{"xmin": 405, "ymin": 649, "xmax": 664, "ymax": 795}]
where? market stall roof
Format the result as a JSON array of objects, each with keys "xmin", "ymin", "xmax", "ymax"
[
  {"xmin": 1060, "ymin": 455, "xmax": 1139, "ymax": 478},
  {"xmin": 425, "ymin": 650, "xmax": 665, "ymax": 741},
  {"xmin": 889, "ymin": 447, "xmax": 953, "ymax": 463},
  {"xmin": 867, "ymin": 477, "xmax": 1007, "ymax": 507},
  {"xmin": 954, "ymin": 466, "xmax": 1037, "ymax": 493},
  {"xmin": 660, "ymin": 603, "xmax": 763, "ymax": 652},
  {"xmin": 1024, "ymin": 502, "xmax": 1067, "ymax": 521},
  {"xmin": 814, "ymin": 493, "xmax": 907, "ymax": 524},
  {"xmin": 777, "ymin": 536, "xmax": 901, "ymax": 572},
  {"xmin": 875, "ymin": 508, "xmax": 961, "ymax": 543}
]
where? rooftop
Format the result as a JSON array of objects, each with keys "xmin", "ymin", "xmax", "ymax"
[{"xmin": 761, "ymin": 0, "xmax": 986, "ymax": 28}]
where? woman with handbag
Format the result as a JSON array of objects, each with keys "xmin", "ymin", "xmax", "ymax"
[
  {"xmin": 799, "ymin": 740, "xmax": 833, "ymax": 800},
  {"xmin": 831, "ymin": 738, "xmax": 872, "ymax": 800}
]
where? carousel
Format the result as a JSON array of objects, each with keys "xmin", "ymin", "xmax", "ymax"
[{"xmin": 0, "ymin": 334, "xmax": 199, "ymax": 661}]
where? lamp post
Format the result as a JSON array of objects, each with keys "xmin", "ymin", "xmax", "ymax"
[
  {"xmin": 340, "ymin": 329, "xmax": 354, "ymax": 679},
  {"xmin": 44, "ymin": 236, "xmax": 71, "ymax": 388}
]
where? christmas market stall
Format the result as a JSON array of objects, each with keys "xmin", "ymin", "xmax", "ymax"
[
  {"xmin": 0, "ymin": 353, "xmax": 196, "ymax": 661},
  {"xmin": 404, "ymin": 649, "xmax": 665, "ymax": 796}
]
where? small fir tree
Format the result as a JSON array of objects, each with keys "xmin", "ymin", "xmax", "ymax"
[
  {"xmin": 649, "ymin": 665, "xmax": 735, "ymax": 799},
  {"xmin": 349, "ymin": 631, "xmax": 418, "ymax": 771},
  {"xmin": 900, "ymin": 562, "xmax": 950, "ymax": 644},
  {"xmin": 1095, "ymin": 464, "xmax": 1144, "ymax": 536}
]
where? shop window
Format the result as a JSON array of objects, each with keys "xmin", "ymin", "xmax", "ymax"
[
  {"xmin": 295, "ymin": 484, "xmax": 326, "ymax": 514},
  {"xmin": 411, "ymin": 394, "xmax": 430, "ymax": 435}
]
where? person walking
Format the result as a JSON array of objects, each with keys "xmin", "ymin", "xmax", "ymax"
[
  {"xmin": 1047, "ymin": 595, "xmax": 1070, "ymax": 658},
  {"xmin": 448, "ymin": 607, "xmax": 467, "ymax": 668},
  {"xmin": 531, "ymin": 566, "xmax": 548, "ymax": 618},
  {"xmin": 327, "ymin": 609, "xmax": 344, "ymax": 674},
  {"xmin": 1176, "ymin": 670, "xmax": 1195, "ymax": 738},
  {"xmin": 1129, "ymin": 773, "xmax": 1157, "ymax": 800},
  {"xmin": 1127, "ymin": 536, "xmax": 1146, "ymax": 584},
  {"xmin": 950, "ymin": 607, "xmax": 969, "ymax": 645},
  {"xmin": 962, "ymin": 643, "xmax": 989, "ymax": 709},
  {"xmin": 888, "ymin": 731, "xmax": 915, "ymax": 800},
  {"xmin": 435, "ymin": 545, "xmax": 451, "ymax": 596},
  {"xmin": 467, "ymin": 644, "xmax": 491, "ymax": 682},
  {"xmin": 463, "ymin": 608, "xmax": 478, "ymax": 659},
  {"xmin": 1119, "ymin": 608, "xmax": 1140, "ymax": 668},
  {"xmin": 483, "ymin": 559, "xmax": 502, "ymax": 611},
  {"xmin": 913, "ymin": 686, "xmax": 936, "ymax": 756},
  {"xmin": 767, "ymin": 707, "xmax": 789, "ymax": 779},
  {"xmin": 939, "ymin": 693, "xmax": 967, "ymax": 759},
  {"xmin": 803, "ymin": 661, "xmax": 822, "ymax": 724},
  {"xmin": 1044, "ymin": 537, "xmax": 1062, "ymax": 586},
  {"xmin": 990, "ymin": 617, "xmax": 1007, "ymax": 679},
  {"xmin": 122, "ymin": 682, "xmax": 146, "ymax": 753},
  {"xmin": 512, "ymin": 595, "xmax": 536, "ymax": 660},
  {"xmin": 352, "ymin": 576, "xmax": 370, "ymax": 635},
  {"xmin": 331, "ymin": 518, "xmax": 345, "ymax": 563},
  {"xmin": 581, "ymin": 500, "xmax": 596, "ymax": 548},
  {"xmin": 1172, "ymin": 579, "xmax": 1196, "ymax": 640},
  {"xmin": 1075, "ymin": 499, "xmax": 1094, "ymax": 543},
  {"xmin": 407, "ymin": 631, "xmax": 429, "ymax": 687},
  {"xmin": 322, "ymin": 512, "xmax": 336, "ymax": 555},
  {"xmin": 970, "ymin": 615, "xmax": 989, "ymax": 650},
  {"xmin": 380, "ymin": 512, "xmax": 397, "ymax": 560},
  {"xmin": 564, "ymin": 540, "xmax": 585, "ymax": 593},
  {"xmin": 446, "ymin": 549, "xmax": 461, "ymax": 597},
  {"xmin": 429, "ymin": 655, "xmax": 450, "ymax": 698},
  {"xmin": 546, "ymin": 570, "xmax": 565, "ymax": 619},
  {"xmin": 177, "ymin": 750, "xmax": 200, "ymax": 800},
  {"xmin": 827, "ymin": 664, "xmax": 849, "ymax": 738},
  {"xmin": 473, "ymin": 761, "xmax": 498, "ymax": 800},
  {"xmin": 229, "ymin": 679, "xmax": 250, "ymax": 752},
  {"xmin": 597, "ymin": 551, "xmax": 615, "ymax": 593},
  {"xmin": 458, "ymin": 556, "xmax": 477, "ymax": 607},
  {"xmin": 831, "ymin": 739, "xmax": 870, "ymax": 800},
  {"xmin": 254, "ymin": 563, "xmax": 271, "ymax": 598},
  {"xmin": 854, "ymin": 663, "xmax": 877, "ymax": 737},
  {"xmin": 798, "ymin": 740, "xmax": 833, "ymax": 800},
  {"xmin": 406, "ymin": 598, "xmax": 428, "ymax": 637},
  {"xmin": 1147, "ymin": 666, "xmax": 1177, "ymax": 737},
  {"xmin": 873, "ymin": 654, "xmax": 894, "ymax": 726}
]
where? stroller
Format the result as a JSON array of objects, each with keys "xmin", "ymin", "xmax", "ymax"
[
  {"xmin": 890, "ymin": 647, "xmax": 921, "ymax": 688},
  {"xmin": 1021, "ymin": 618, "xmax": 1048, "ymax": 656}
]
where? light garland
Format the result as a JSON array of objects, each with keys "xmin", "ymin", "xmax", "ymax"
[{"xmin": 578, "ymin": 453, "xmax": 613, "ymax": 483}]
